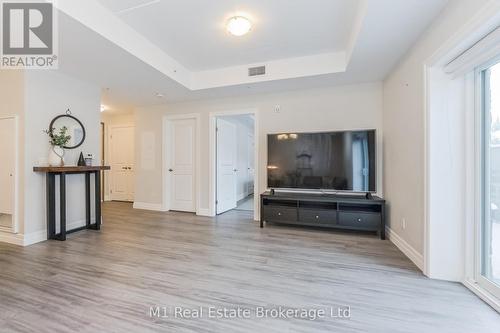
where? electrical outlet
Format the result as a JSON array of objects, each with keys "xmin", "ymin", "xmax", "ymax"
[
  {"xmin": 401, "ymin": 218, "xmax": 407, "ymax": 230},
  {"xmin": 274, "ymin": 104, "xmax": 281, "ymax": 113}
]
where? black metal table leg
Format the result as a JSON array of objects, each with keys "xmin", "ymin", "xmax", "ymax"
[
  {"xmin": 85, "ymin": 172, "xmax": 91, "ymax": 228},
  {"xmin": 59, "ymin": 173, "xmax": 66, "ymax": 241},
  {"xmin": 260, "ymin": 197, "xmax": 264, "ymax": 228},
  {"xmin": 95, "ymin": 171, "xmax": 101, "ymax": 230},
  {"xmin": 46, "ymin": 173, "xmax": 56, "ymax": 239}
]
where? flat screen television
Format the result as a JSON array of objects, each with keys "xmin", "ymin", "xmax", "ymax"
[{"xmin": 267, "ymin": 130, "xmax": 376, "ymax": 192}]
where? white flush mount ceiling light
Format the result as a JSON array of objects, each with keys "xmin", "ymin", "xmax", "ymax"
[{"xmin": 227, "ymin": 16, "xmax": 252, "ymax": 36}]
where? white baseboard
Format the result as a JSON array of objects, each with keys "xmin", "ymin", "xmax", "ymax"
[
  {"xmin": 385, "ymin": 226, "xmax": 424, "ymax": 271},
  {"xmin": 197, "ymin": 208, "xmax": 213, "ymax": 217},
  {"xmin": 23, "ymin": 230, "xmax": 47, "ymax": 246},
  {"xmin": 0, "ymin": 231, "xmax": 25, "ymax": 246},
  {"xmin": 0, "ymin": 230, "xmax": 46, "ymax": 246},
  {"xmin": 133, "ymin": 202, "xmax": 213, "ymax": 216},
  {"xmin": 0, "ymin": 229, "xmax": 47, "ymax": 246},
  {"xmin": 463, "ymin": 279, "xmax": 500, "ymax": 313},
  {"xmin": 133, "ymin": 202, "xmax": 165, "ymax": 211},
  {"xmin": 0, "ymin": 218, "xmax": 98, "ymax": 247}
]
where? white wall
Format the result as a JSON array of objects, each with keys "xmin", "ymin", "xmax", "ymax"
[
  {"xmin": 383, "ymin": 0, "xmax": 493, "ymax": 273},
  {"xmin": 24, "ymin": 71, "xmax": 101, "ymax": 236},
  {"xmin": 134, "ymin": 82, "xmax": 383, "ymax": 214}
]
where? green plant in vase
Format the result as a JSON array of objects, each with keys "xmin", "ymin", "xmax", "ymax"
[{"xmin": 44, "ymin": 126, "xmax": 71, "ymax": 167}]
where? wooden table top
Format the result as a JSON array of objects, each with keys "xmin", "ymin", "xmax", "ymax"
[{"xmin": 33, "ymin": 166, "xmax": 111, "ymax": 173}]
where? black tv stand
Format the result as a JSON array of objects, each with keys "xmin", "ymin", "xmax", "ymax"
[{"xmin": 260, "ymin": 191, "xmax": 386, "ymax": 239}]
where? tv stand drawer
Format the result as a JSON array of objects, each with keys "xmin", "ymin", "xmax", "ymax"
[
  {"xmin": 263, "ymin": 207, "xmax": 297, "ymax": 223},
  {"xmin": 299, "ymin": 209, "xmax": 337, "ymax": 225},
  {"xmin": 338, "ymin": 212, "xmax": 380, "ymax": 229}
]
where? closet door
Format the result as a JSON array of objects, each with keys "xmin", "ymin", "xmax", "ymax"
[
  {"xmin": 110, "ymin": 125, "xmax": 135, "ymax": 202},
  {"xmin": 0, "ymin": 117, "xmax": 15, "ymax": 215},
  {"xmin": 167, "ymin": 118, "xmax": 196, "ymax": 212}
]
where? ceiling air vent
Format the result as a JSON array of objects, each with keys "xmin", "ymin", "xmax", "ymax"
[{"xmin": 248, "ymin": 66, "xmax": 266, "ymax": 77}]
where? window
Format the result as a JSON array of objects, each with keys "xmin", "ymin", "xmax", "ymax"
[{"xmin": 481, "ymin": 60, "xmax": 500, "ymax": 295}]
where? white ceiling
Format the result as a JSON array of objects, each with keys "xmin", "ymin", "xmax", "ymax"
[
  {"xmin": 53, "ymin": 0, "xmax": 449, "ymax": 111},
  {"xmin": 98, "ymin": 0, "xmax": 360, "ymax": 71}
]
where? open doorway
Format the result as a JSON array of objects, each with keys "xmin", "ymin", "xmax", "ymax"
[{"xmin": 215, "ymin": 114, "xmax": 255, "ymax": 215}]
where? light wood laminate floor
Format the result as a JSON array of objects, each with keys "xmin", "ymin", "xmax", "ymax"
[{"xmin": 0, "ymin": 202, "xmax": 499, "ymax": 332}]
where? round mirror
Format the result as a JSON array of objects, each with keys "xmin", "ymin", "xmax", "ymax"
[{"xmin": 48, "ymin": 113, "xmax": 86, "ymax": 149}]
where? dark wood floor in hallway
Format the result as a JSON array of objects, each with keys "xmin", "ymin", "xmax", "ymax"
[{"xmin": 0, "ymin": 202, "xmax": 499, "ymax": 332}]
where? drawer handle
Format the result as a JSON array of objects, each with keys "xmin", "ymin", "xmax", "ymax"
[
  {"xmin": 357, "ymin": 218, "xmax": 362, "ymax": 222},
  {"xmin": 315, "ymin": 215, "xmax": 319, "ymax": 219},
  {"xmin": 278, "ymin": 212, "xmax": 282, "ymax": 216}
]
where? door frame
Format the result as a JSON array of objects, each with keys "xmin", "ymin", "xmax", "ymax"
[
  {"xmin": 209, "ymin": 109, "xmax": 259, "ymax": 220},
  {"xmin": 0, "ymin": 115, "xmax": 19, "ymax": 234},
  {"xmin": 100, "ymin": 122, "xmax": 105, "ymax": 202},
  {"xmin": 109, "ymin": 124, "xmax": 135, "ymax": 202},
  {"xmin": 162, "ymin": 113, "xmax": 201, "ymax": 214}
]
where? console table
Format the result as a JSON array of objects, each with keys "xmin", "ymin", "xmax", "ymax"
[
  {"xmin": 260, "ymin": 191, "xmax": 386, "ymax": 239},
  {"xmin": 33, "ymin": 166, "xmax": 110, "ymax": 241}
]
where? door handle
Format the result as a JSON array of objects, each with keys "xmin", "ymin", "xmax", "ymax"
[
  {"xmin": 168, "ymin": 169, "xmax": 174, "ymax": 172},
  {"xmin": 233, "ymin": 169, "xmax": 238, "ymax": 172},
  {"xmin": 127, "ymin": 167, "xmax": 132, "ymax": 170},
  {"xmin": 122, "ymin": 167, "xmax": 127, "ymax": 170}
]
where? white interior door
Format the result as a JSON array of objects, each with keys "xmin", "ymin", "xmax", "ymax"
[
  {"xmin": 247, "ymin": 133, "xmax": 255, "ymax": 195},
  {"xmin": 110, "ymin": 126, "xmax": 135, "ymax": 201},
  {"xmin": 216, "ymin": 118, "xmax": 237, "ymax": 214},
  {"xmin": 167, "ymin": 118, "xmax": 196, "ymax": 212},
  {"xmin": 0, "ymin": 118, "xmax": 15, "ymax": 215}
]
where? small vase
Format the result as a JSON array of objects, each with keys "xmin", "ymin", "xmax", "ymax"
[{"xmin": 48, "ymin": 145, "xmax": 65, "ymax": 167}]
